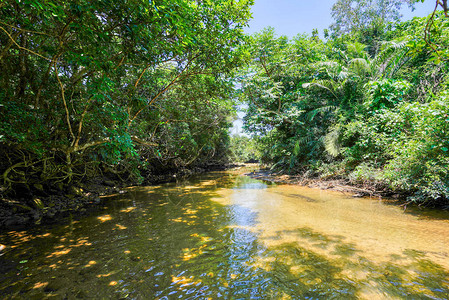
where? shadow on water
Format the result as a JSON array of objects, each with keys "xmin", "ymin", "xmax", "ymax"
[
  {"xmin": 265, "ymin": 228, "xmax": 449, "ymax": 299},
  {"xmin": 0, "ymin": 172, "xmax": 448, "ymax": 299},
  {"xmin": 381, "ymin": 198, "xmax": 449, "ymax": 222}
]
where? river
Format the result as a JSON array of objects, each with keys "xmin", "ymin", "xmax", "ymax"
[{"xmin": 1, "ymin": 167, "xmax": 448, "ymax": 299}]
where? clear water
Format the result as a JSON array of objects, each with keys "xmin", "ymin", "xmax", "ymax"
[{"xmin": 1, "ymin": 168, "xmax": 448, "ymax": 299}]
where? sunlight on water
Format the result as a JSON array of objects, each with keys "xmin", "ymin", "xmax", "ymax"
[{"xmin": 1, "ymin": 167, "xmax": 448, "ymax": 299}]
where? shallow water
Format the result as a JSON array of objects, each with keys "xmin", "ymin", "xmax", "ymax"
[{"xmin": 1, "ymin": 168, "xmax": 448, "ymax": 299}]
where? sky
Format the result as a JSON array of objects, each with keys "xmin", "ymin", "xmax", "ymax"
[{"xmin": 244, "ymin": 0, "xmax": 438, "ymax": 38}]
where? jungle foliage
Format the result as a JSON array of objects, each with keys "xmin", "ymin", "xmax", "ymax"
[
  {"xmin": 229, "ymin": 134, "xmax": 261, "ymax": 163},
  {"xmin": 2, "ymin": 0, "xmax": 449, "ymax": 211},
  {"xmin": 0, "ymin": 0, "xmax": 252, "ymax": 202},
  {"xmin": 238, "ymin": 7, "xmax": 449, "ymax": 206}
]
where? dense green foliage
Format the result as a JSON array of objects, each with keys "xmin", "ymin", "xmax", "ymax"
[
  {"xmin": 0, "ymin": 0, "xmax": 252, "ymax": 201},
  {"xmin": 1, "ymin": 0, "xmax": 449, "ymax": 212},
  {"xmin": 238, "ymin": 10, "xmax": 449, "ymax": 206},
  {"xmin": 229, "ymin": 134, "xmax": 261, "ymax": 163}
]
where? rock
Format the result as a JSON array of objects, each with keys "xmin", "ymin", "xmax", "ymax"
[
  {"xmin": 21, "ymin": 216, "xmax": 30, "ymax": 224},
  {"xmin": 31, "ymin": 209, "xmax": 41, "ymax": 221},
  {"xmin": 4, "ymin": 216, "xmax": 28, "ymax": 227}
]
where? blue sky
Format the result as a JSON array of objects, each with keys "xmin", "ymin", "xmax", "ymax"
[{"xmin": 244, "ymin": 0, "xmax": 437, "ymax": 38}]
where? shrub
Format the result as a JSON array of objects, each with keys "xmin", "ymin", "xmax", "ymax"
[{"xmin": 381, "ymin": 93, "xmax": 449, "ymax": 205}]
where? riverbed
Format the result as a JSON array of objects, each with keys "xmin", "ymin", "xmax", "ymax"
[{"xmin": 1, "ymin": 167, "xmax": 448, "ymax": 299}]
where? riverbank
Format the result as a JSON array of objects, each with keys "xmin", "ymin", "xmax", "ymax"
[
  {"xmin": 246, "ymin": 168, "xmax": 410, "ymax": 203},
  {"xmin": 0, "ymin": 177, "xmax": 126, "ymax": 229},
  {"xmin": 0, "ymin": 164, "xmax": 240, "ymax": 229}
]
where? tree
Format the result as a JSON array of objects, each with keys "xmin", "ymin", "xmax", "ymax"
[
  {"xmin": 237, "ymin": 12, "xmax": 449, "ymax": 205},
  {"xmin": 330, "ymin": 0, "xmax": 419, "ymax": 35},
  {"xmin": 329, "ymin": 0, "xmax": 419, "ymax": 54},
  {"xmin": 0, "ymin": 0, "xmax": 253, "ymax": 197}
]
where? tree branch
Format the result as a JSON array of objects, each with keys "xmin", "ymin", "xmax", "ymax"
[
  {"xmin": 127, "ymin": 55, "xmax": 200, "ymax": 128},
  {"xmin": 54, "ymin": 64, "xmax": 75, "ymax": 141},
  {"xmin": 423, "ymin": 0, "xmax": 449, "ymax": 60},
  {"xmin": 0, "ymin": 26, "xmax": 52, "ymax": 61},
  {"xmin": 130, "ymin": 136, "xmax": 158, "ymax": 147},
  {"xmin": 74, "ymin": 97, "xmax": 94, "ymax": 148},
  {"xmin": 0, "ymin": 28, "xmax": 21, "ymax": 61},
  {"xmin": 0, "ymin": 21, "xmax": 54, "ymax": 37}
]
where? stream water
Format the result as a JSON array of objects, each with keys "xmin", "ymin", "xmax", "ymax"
[{"xmin": 1, "ymin": 167, "xmax": 448, "ymax": 299}]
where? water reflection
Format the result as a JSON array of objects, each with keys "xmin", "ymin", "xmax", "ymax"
[{"xmin": 0, "ymin": 170, "xmax": 448, "ymax": 299}]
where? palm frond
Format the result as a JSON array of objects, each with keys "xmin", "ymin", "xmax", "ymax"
[
  {"xmin": 371, "ymin": 38, "xmax": 412, "ymax": 79},
  {"xmin": 324, "ymin": 126, "xmax": 342, "ymax": 157},
  {"xmin": 379, "ymin": 39, "xmax": 409, "ymax": 51},
  {"xmin": 303, "ymin": 80, "xmax": 339, "ymax": 98},
  {"xmin": 347, "ymin": 42, "xmax": 368, "ymax": 59},
  {"xmin": 349, "ymin": 58, "xmax": 371, "ymax": 76},
  {"xmin": 293, "ymin": 135, "xmax": 313, "ymax": 156},
  {"xmin": 305, "ymin": 105, "xmax": 338, "ymax": 121},
  {"xmin": 295, "ymin": 135, "xmax": 313, "ymax": 147}
]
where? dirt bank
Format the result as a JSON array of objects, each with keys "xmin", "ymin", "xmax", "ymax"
[
  {"xmin": 246, "ymin": 169, "xmax": 407, "ymax": 201},
  {"xmin": 0, "ymin": 164, "xmax": 240, "ymax": 230}
]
